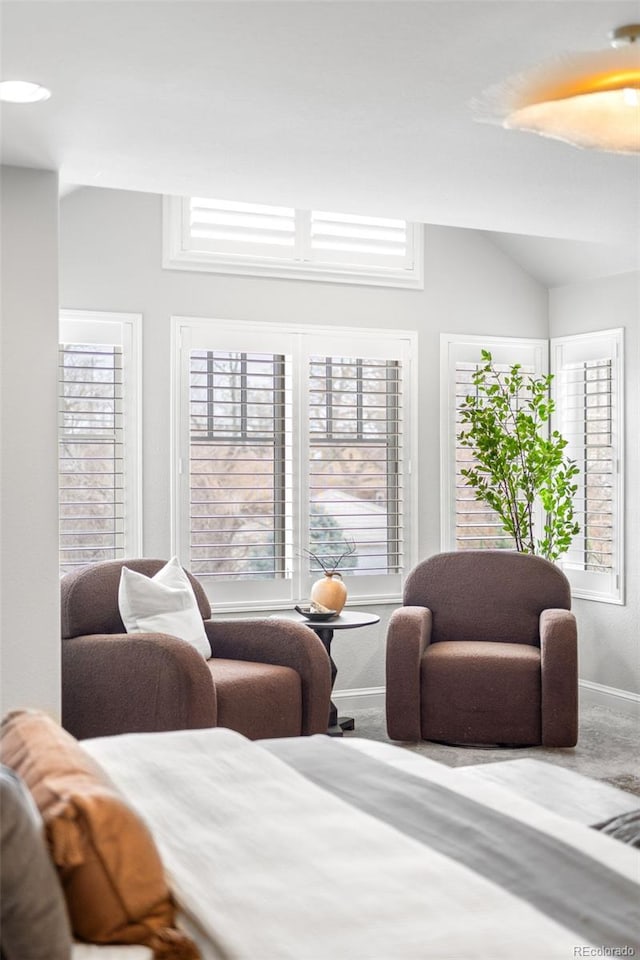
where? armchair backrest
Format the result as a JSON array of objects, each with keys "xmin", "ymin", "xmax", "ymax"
[
  {"xmin": 61, "ymin": 559, "xmax": 211, "ymax": 639},
  {"xmin": 403, "ymin": 551, "xmax": 571, "ymax": 645}
]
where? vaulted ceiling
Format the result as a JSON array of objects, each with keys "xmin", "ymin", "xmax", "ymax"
[{"xmin": 2, "ymin": 1, "xmax": 639, "ymax": 285}]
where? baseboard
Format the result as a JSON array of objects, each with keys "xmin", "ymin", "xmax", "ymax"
[
  {"xmin": 332, "ymin": 686, "xmax": 385, "ymax": 712},
  {"xmin": 333, "ymin": 681, "xmax": 640, "ymax": 720},
  {"xmin": 579, "ymin": 679, "xmax": 640, "ymax": 718}
]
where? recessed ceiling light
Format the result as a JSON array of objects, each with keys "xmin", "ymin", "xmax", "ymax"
[{"xmin": 0, "ymin": 80, "xmax": 51, "ymax": 103}]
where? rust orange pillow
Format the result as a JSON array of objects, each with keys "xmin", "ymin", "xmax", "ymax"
[{"xmin": 0, "ymin": 710, "xmax": 199, "ymax": 960}]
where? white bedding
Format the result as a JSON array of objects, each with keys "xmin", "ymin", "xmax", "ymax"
[
  {"xmin": 342, "ymin": 738, "xmax": 639, "ymax": 878},
  {"xmin": 83, "ymin": 727, "xmax": 639, "ymax": 960}
]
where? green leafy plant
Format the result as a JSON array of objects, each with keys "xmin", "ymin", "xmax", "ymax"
[{"xmin": 457, "ymin": 350, "xmax": 580, "ymax": 561}]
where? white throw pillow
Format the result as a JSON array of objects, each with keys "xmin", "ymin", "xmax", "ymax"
[{"xmin": 118, "ymin": 558, "xmax": 211, "ymax": 660}]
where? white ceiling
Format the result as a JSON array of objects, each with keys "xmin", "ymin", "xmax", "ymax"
[{"xmin": 2, "ymin": 1, "xmax": 639, "ymax": 286}]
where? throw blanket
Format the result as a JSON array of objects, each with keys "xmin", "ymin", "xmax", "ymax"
[{"xmin": 84, "ymin": 729, "xmax": 639, "ymax": 960}]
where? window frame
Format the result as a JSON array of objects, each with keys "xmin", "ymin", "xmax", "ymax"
[
  {"xmin": 550, "ymin": 328, "xmax": 625, "ymax": 605},
  {"xmin": 59, "ymin": 310, "xmax": 142, "ymax": 573},
  {"xmin": 171, "ymin": 316, "xmax": 418, "ymax": 611},
  {"xmin": 440, "ymin": 330, "xmax": 625, "ymax": 606},
  {"xmin": 163, "ymin": 196, "xmax": 424, "ymax": 289}
]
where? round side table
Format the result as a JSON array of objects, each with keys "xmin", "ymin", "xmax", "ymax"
[{"xmin": 273, "ymin": 610, "xmax": 380, "ymax": 736}]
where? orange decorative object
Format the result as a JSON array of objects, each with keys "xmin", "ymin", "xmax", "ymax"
[{"xmin": 310, "ymin": 574, "xmax": 347, "ymax": 614}]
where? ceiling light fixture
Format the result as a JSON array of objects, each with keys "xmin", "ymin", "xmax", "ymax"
[
  {"xmin": 0, "ymin": 80, "xmax": 51, "ymax": 103},
  {"xmin": 475, "ymin": 24, "xmax": 640, "ymax": 154}
]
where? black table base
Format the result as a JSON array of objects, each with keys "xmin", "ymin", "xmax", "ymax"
[
  {"xmin": 327, "ymin": 716, "xmax": 355, "ymax": 738},
  {"xmin": 316, "ymin": 626, "xmax": 354, "ymax": 738},
  {"xmin": 271, "ymin": 610, "xmax": 380, "ymax": 738}
]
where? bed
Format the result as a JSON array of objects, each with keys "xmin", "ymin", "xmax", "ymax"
[
  {"xmin": 2, "ymin": 716, "xmax": 639, "ymax": 960},
  {"xmin": 81, "ymin": 726, "xmax": 640, "ymax": 960}
]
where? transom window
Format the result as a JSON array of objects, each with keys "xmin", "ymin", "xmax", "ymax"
[{"xmin": 163, "ymin": 196, "xmax": 423, "ymax": 289}]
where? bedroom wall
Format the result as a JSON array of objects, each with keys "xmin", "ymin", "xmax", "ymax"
[
  {"xmin": 1, "ymin": 166, "xmax": 61, "ymax": 717},
  {"xmin": 550, "ymin": 272, "xmax": 640, "ymax": 700},
  {"xmin": 59, "ymin": 185, "xmax": 548, "ymax": 694}
]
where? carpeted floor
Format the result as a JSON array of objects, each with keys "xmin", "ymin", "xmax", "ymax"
[{"xmin": 344, "ymin": 703, "xmax": 640, "ymax": 797}]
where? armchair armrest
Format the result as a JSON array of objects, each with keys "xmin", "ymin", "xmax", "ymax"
[
  {"xmin": 62, "ymin": 633, "xmax": 217, "ymax": 740},
  {"xmin": 204, "ymin": 619, "xmax": 331, "ymax": 735},
  {"xmin": 385, "ymin": 606, "xmax": 432, "ymax": 741},
  {"xmin": 539, "ymin": 608, "xmax": 578, "ymax": 747}
]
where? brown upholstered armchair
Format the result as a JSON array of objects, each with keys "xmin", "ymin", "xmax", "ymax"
[
  {"xmin": 61, "ymin": 559, "xmax": 331, "ymax": 741},
  {"xmin": 386, "ymin": 551, "xmax": 578, "ymax": 747}
]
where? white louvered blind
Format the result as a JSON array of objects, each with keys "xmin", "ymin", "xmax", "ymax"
[
  {"xmin": 309, "ymin": 211, "xmax": 412, "ymax": 269},
  {"xmin": 440, "ymin": 335, "xmax": 547, "ymax": 553},
  {"xmin": 58, "ymin": 343, "xmax": 125, "ymax": 573},
  {"xmin": 551, "ymin": 329, "xmax": 623, "ymax": 603},
  {"xmin": 188, "ymin": 197, "xmax": 296, "ymax": 260},
  {"xmin": 454, "ymin": 360, "xmax": 535, "ymax": 550},
  {"xmin": 165, "ymin": 196, "xmax": 423, "ymax": 288},
  {"xmin": 189, "ymin": 350, "xmax": 293, "ymax": 583},
  {"xmin": 455, "ymin": 360, "xmax": 512, "ymax": 550},
  {"xmin": 308, "ymin": 355, "xmax": 403, "ymax": 576},
  {"xmin": 560, "ymin": 360, "xmax": 613, "ymax": 572}
]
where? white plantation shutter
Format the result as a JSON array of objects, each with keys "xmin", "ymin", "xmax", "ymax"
[
  {"xmin": 551, "ymin": 329, "xmax": 624, "ymax": 603},
  {"xmin": 59, "ymin": 344, "xmax": 124, "ymax": 571},
  {"xmin": 308, "ymin": 354, "xmax": 403, "ymax": 577},
  {"xmin": 308, "ymin": 211, "xmax": 413, "ymax": 269},
  {"xmin": 164, "ymin": 197, "xmax": 423, "ymax": 288},
  {"xmin": 189, "ymin": 349, "xmax": 293, "ymax": 584},
  {"xmin": 59, "ymin": 312, "xmax": 141, "ymax": 576},
  {"xmin": 453, "ymin": 360, "xmax": 532, "ymax": 550},
  {"xmin": 440, "ymin": 334, "xmax": 547, "ymax": 552},
  {"xmin": 188, "ymin": 197, "xmax": 296, "ymax": 260},
  {"xmin": 175, "ymin": 319, "xmax": 415, "ymax": 608}
]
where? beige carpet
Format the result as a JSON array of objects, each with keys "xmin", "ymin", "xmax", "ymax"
[{"xmin": 344, "ymin": 703, "xmax": 640, "ymax": 797}]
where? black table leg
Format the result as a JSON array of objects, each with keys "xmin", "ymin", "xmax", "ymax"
[{"xmin": 315, "ymin": 626, "xmax": 354, "ymax": 737}]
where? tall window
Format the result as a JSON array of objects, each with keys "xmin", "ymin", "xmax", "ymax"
[
  {"xmin": 440, "ymin": 334, "xmax": 547, "ymax": 553},
  {"xmin": 58, "ymin": 312, "xmax": 141, "ymax": 575},
  {"xmin": 163, "ymin": 196, "xmax": 423, "ymax": 289},
  {"xmin": 174, "ymin": 319, "xmax": 415, "ymax": 608},
  {"xmin": 551, "ymin": 329, "xmax": 624, "ymax": 603},
  {"xmin": 441, "ymin": 330, "xmax": 624, "ymax": 605}
]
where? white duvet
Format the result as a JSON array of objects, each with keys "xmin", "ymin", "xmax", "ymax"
[{"xmin": 82, "ymin": 727, "xmax": 638, "ymax": 960}]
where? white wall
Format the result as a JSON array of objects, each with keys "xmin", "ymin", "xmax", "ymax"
[
  {"xmin": 550, "ymin": 272, "xmax": 640, "ymax": 697},
  {"xmin": 1, "ymin": 167, "xmax": 61, "ymax": 716},
  {"xmin": 60, "ymin": 186, "xmax": 548, "ymax": 691}
]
